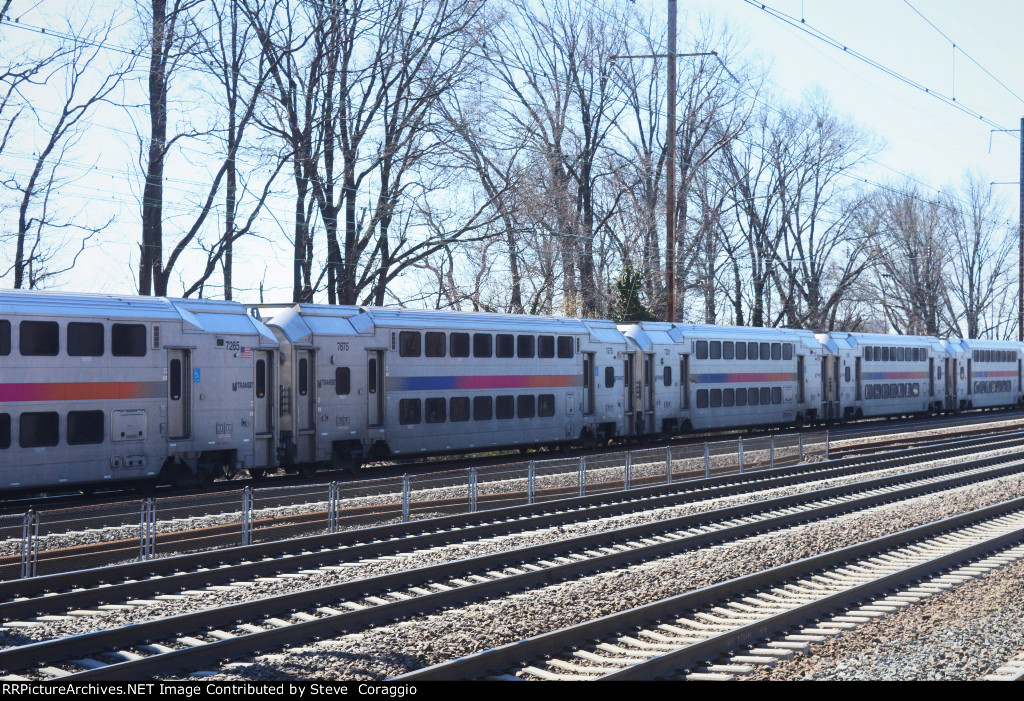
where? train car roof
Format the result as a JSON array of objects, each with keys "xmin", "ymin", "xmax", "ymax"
[
  {"xmin": 260, "ymin": 304, "xmax": 628, "ymax": 344},
  {"xmin": 951, "ymin": 337, "xmax": 1023, "ymax": 350},
  {"xmin": 0, "ymin": 289, "xmax": 276, "ymax": 342},
  {"xmin": 823, "ymin": 331, "xmax": 947, "ymax": 354},
  {"xmin": 619, "ymin": 322, "xmax": 823, "ymax": 352}
]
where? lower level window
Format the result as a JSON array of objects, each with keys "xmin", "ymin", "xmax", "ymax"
[
  {"xmin": 0, "ymin": 413, "xmax": 9, "ymax": 449},
  {"xmin": 20, "ymin": 412, "xmax": 58, "ymax": 448},
  {"xmin": 399, "ymin": 399, "xmax": 421, "ymax": 425},
  {"xmin": 68, "ymin": 410, "xmax": 104, "ymax": 445}
]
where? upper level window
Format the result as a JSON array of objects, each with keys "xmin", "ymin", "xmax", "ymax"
[
  {"xmin": 517, "ymin": 335, "xmax": 535, "ymax": 358},
  {"xmin": 735, "ymin": 342, "xmax": 747, "ymax": 360},
  {"xmin": 20, "ymin": 321, "xmax": 59, "ymax": 356},
  {"xmin": 399, "ymin": 331, "xmax": 421, "ymax": 357},
  {"xmin": 723, "ymin": 341, "xmax": 734, "ymax": 360},
  {"xmin": 710, "ymin": 341, "xmax": 721, "ymax": 360},
  {"xmin": 473, "ymin": 333, "xmax": 492, "ymax": 358},
  {"xmin": 538, "ymin": 336, "xmax": 554, "ymax": 358},
  {"xmin": 68, "ymin": 322, "xmax": 104, "ymax": 357},
  {"xmin": 112, "ymin": 324, "xmax": 147, "ymax": 357},
  {"xmin": 557, "ymin": 336, "xmax": 574, "ymax": 358},
  {"xmin": 450, "ymin": 333, "xmax": 469, "ymax": 358},
  {"xmin": 425, "ymin": 332, "xmax": 446, "ymax": 358},
  {"xmin": 782, "ymin": 343, "xmax": 793, "ymax": 360},
  {"xmin": 0, "ymin": 320, "xmax": 11, "ymax": 356},
  {"xmin": 496, "ymin": 334, "xmax": 514, "ymax": 358},
  {"xmin": 695, "ymin": 341, "xmax": 708, "ymax": 359},
  {"xmin": 771, "ymin": 343, "xmax": 781, "ymax": 360}
]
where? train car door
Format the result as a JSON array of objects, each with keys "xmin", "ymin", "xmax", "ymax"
[
  {"xmin": 833, "ymin": 356, "xmax": 841, "ymax": 418},
  {"xmin": 680, "ymin": 354, "xmax": 689, "ymax": 410},
  {"xmin": 944, "ymin": 358, "xmax": 956, "ymax": 411},
  {"xmin": 253, "ymin": 351, "xmax": 274, "ymax": 467},
  {"xmin": 643, "ymin": 353, "xmax": 655, "ymax": 433},
  {"xmin": 583, "ymin": 353, "xmax": 595, "ymax": 415},
  {"xmin": 167, "ymin": 349, "xmax": 191, "ymax": 440},
  {"xmin": 295, "ymin": 350, "xmax": 316, "ymax": 458},
  {"xmin": 854, "ymin": 356, "xmax": 862, "ymax": 401},
  {"xmin": 929, "ymin": 357, "xmax": 935, "ymax": 400},
  {"xmin": 820, "ymin": 356, "xmax": 833, "ymax": 420},
  {"xmin": 624, "ymin": 352, "xmax": 635, "ymax": 434},
  {"xmin": 367, "ymin": 350, "xmax": 385, "ymax": 426}
]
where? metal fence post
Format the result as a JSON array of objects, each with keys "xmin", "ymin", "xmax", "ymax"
[
  {"xmin": 769, "ymin": 436, "xmax": 775, "ymax": 470},
  {"xmin": 738, "ymin": 436, "xmax": 745, "ymax": 473},
  {"xmin": 528, "ymin": 461, "xmax": 536, "ymax": 505},
  {"xmin": 704, "ymin": 442, "xmax": 710, "ymax": 478},
  {"xmin": 139, "ymin": 498, "xmax": 155, "ymax": 561},
  {"xmin": 624, "ymin": 451, "xmax": 632, "ymax": 490},
  {"xmin": 21, "ymin": 510, "xmax": 38, "ymax": 579},
  {"xmin": 825, "ymin": 430, "xmax": 830, "ymax": 460},
  {"xmin": 798, "ymin": 434, "xmax": 804, "ymax": 463},
  {"xmin": 469, "ymin": 467, "xmax": 478, "ymax": 513},
  {"xmin": 578, "ymin": 455, "xmax": 586, "ymax": 497},
  {"xmin": 328, "ymin": 482, "xmax": 338, "ymax": 534},
  {"xmin": 241, "ymin": 486, "xmax": 253, "ymax": 546},
  {"xmin": 666, "ymin": 446, "xmax": 673, "ymax": 484},
  {"xmin": 402, "ymin": 474, "xmax": 411, "ymax": 523}
]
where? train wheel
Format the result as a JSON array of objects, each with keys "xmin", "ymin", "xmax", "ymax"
[{"xmin": 248, "ymin": 469, "xmax": 268, "ymax": 481}]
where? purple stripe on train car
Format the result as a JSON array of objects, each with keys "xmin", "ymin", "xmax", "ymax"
[
  {"xmin": 386, "ymin": 375, "xmax": 583, "ymax": 392},
  {"xmin": 862, "ymin": 371, "xmax": 929, "ymax": 380},
  {"xmin": 691, "ymin": 372, "xmax": 797, "ymax": 384},
  {"xmin": 973, "ymin": 370, "xmax": 1018, "ymax": 378}
]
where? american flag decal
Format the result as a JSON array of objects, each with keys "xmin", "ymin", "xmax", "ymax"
[{"xmin": 240, "ymin": 346, "xmax": 251, "ymax": 359}]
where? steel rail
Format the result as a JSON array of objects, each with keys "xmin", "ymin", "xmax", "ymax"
[{"xmin": 5, "ymin": 450, "xmax": 1024, "ymax": 679}]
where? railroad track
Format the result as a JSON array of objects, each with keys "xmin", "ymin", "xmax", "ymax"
[
  {"xmin": 396, "ymin": 498, "xmax": 1024, "ymax": 681},
  {"xmin": 4, "ymin": 428, "xmax": 1023, "ymax": 609},
  {"xmin": 3, "ymin": 427, "xmax": 1023, "ymax": 577},
  {"xmin": 3, "ymin": 441, "xmax": 1024, "ymax": 680}
]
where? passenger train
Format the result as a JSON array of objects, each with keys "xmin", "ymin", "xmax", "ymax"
[{"xmin": 1, "ymin": 290, "xmax": 1021, "ymax": 494}]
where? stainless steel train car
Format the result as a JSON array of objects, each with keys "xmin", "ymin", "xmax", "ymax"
[
  {"xmin": 0, "ymin": 291, "xmax": 278, "ymax": 492},
  {"xmin": 257, "ymin": 304, "xmax": 634, "ymax": 470},
  {"xmin": 5, "ymin": 288, "xmax": 1024, "ymax": 495}
]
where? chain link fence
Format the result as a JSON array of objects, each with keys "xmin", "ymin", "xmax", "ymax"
[{"xmin": 4, "ymin": 429, "xmax": 837, "ymax": 581}]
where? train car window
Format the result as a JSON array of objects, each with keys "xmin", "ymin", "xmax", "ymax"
[
  {"xmin": 425, "ymin": 332, "xmax": 446, "ymax": 358},
  {"xmin": 771, "ymin": 387, "xmax": 782, "ymax": 404},
  {"xmin": 899, "ymin": 384, "xmax": 906, "ymax": 398},
  {"xmin": 896, "ymin": 347, "xmax": 904, "ymax": 362},
  {"xmin": 20, "ymin": 320, "xmax": 59, "ymax": 356},
  {"xmin": 517, "ymin": 335, "xmax": 535, "ymax": 358},
  {"xmin": 399, "ymin": 331, "xmax": 421, "ymax": 357},
  {"xmin": 0, "ymin": 320, "xmax": 9, "ymax": 356},
  {"xmin": 20, "ymin": 412, "xmax": 58, "ymax": 448},
  {"xmin": 399, "ymin": 399, "xmax": 421, "ymax": 425},
  {"xmin": 557, "ymin": 336, "xmax": 574, "ymax": 358},
  {"xmin": 450, "ymin": 397, "xmax": 470, "ymax": 422},
  {"xmin": 874, "ymin": 383, "xmax": 882, "ymax": 397},
  {"xmin": 256, "ymin": 360, "xmax": 267, "ymax": 398},
  {"xmin": 710, "ymin": 341, "xmax": 721, "ymax": 360},
  {"xmin": 710, "ymin": 389, "xmax": 722, "ymax": 408},
  {"xmin": 735, "ymin": 342, "xmax": 747, "ymax": 360},
  {"xmin": 473, "ymin": 396, "xmax": 492, "ymax": 421},
  {"xmin": 865, "ymin": 385, "xmax": 873, "ymax": 400},
  {"xmin": 881, "ymin": 384, "xmax": 889, "ymax": 399},
  {"xmin": 68, "ymin": 322, "xmax": 104, "ymax": 357},
  {"xmin": 783, "ymin": 343, "xmax": 793, "ymax": 360},
  {"xmin": 922, "ymin": 350, "xmax": 928, "ymax": 362},
  {"xmin": 913, "ymin": 348, "xmax": 919, "ymax": 362},
  {"xmin": 496, "ymin": 395, "xmax": 514, "ymax": 419},
  {"xmin": 696, "ymin": 390, "xmax": 708, "ymax": 408},
  {"xmin": 298, "ymin": 358, "xmax": 309, "ymax": 396},
  {"xmin": 425, "ymin": 398, "xmax": 446, "ymax": 424},
  {"xmin": 845, "ymin": 366, "xmax": 851, "ymax": 382},
  {"xmin": 863, "ymin": 347, "xmax": 871, "ymax": 362},
  {"xmin": 496, "ymin": 334, "xmax": 514, "ymax": 358},
  {"xmin": 538, "ymin": 336, "xmax": 555, "ymax": 358},
  {"xmin": 368, "ymin": 358, "xmax": 378, "ymax": 394},
  {"xmin": 890, "ymin": 383, "xmax": 898, "ymax": 397},
  {"xmin": 111, "ymin": 324, "xmax": 147, "ymax": 357},
  {"xmin": 695, "ymin": 341, "xmax": 708, "ymax": 359},
  {"xmin": 474, "ymin": 333, "xmax": 492, "ymax": 358},
  {"xmin": 736, "ymin": 388, "xmax": 747, "ymax": 406},
  {"xmin": 335, "ymin": 367, "xmax": 350, "ymax": 396},
  {"xmin": 748, "ymin": 387, "xmax": 759, "ymax": 406},
  {"xmin": 517, "ymin": 395, "xmax": 535, "ymax": 419},
  {"xmin": 760, "ymin": 387, "xmax": 771, "ymax": 405},
  {"xmin": 664, "ymin": 367, "xmax": 672, "ymax": 386},
  {"xmin": 0, "ymin": 414, "xmax": 9, "ymax": 449},
  {"xmin": 170, "ymin": 359, "xmax": 182, "ymax": 400},
  {"xmin": 605, "ymin": 366, "xmax": 615, "ymax": 388},
  {"xmin": 538, "ymin": 394, "xmax": 555, "ymax": 417},
  {"xmin": 881, "ymin": 347, "xmax": 889, "ymax": 362},
  {"xmin": 67, "ymin": 410, "xmax": 104, "ymax": 445},
  {"xmin": 771, "ymin": 343, "xmax": 781, "ymax": 360},
  {"xmin": 973, "ymin": 350, "xmax": 978, "ymax": 362},
  {"xmin": 450, "ymin": 333, "xmax": 470, "ymax": 358},
  {"xmin": 723, "ymin": 388, "xmax": 735, "ymax": 407},
  {"xmin": 723, "ymin": 342, "xmax": 734, "ymax": 360}
]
